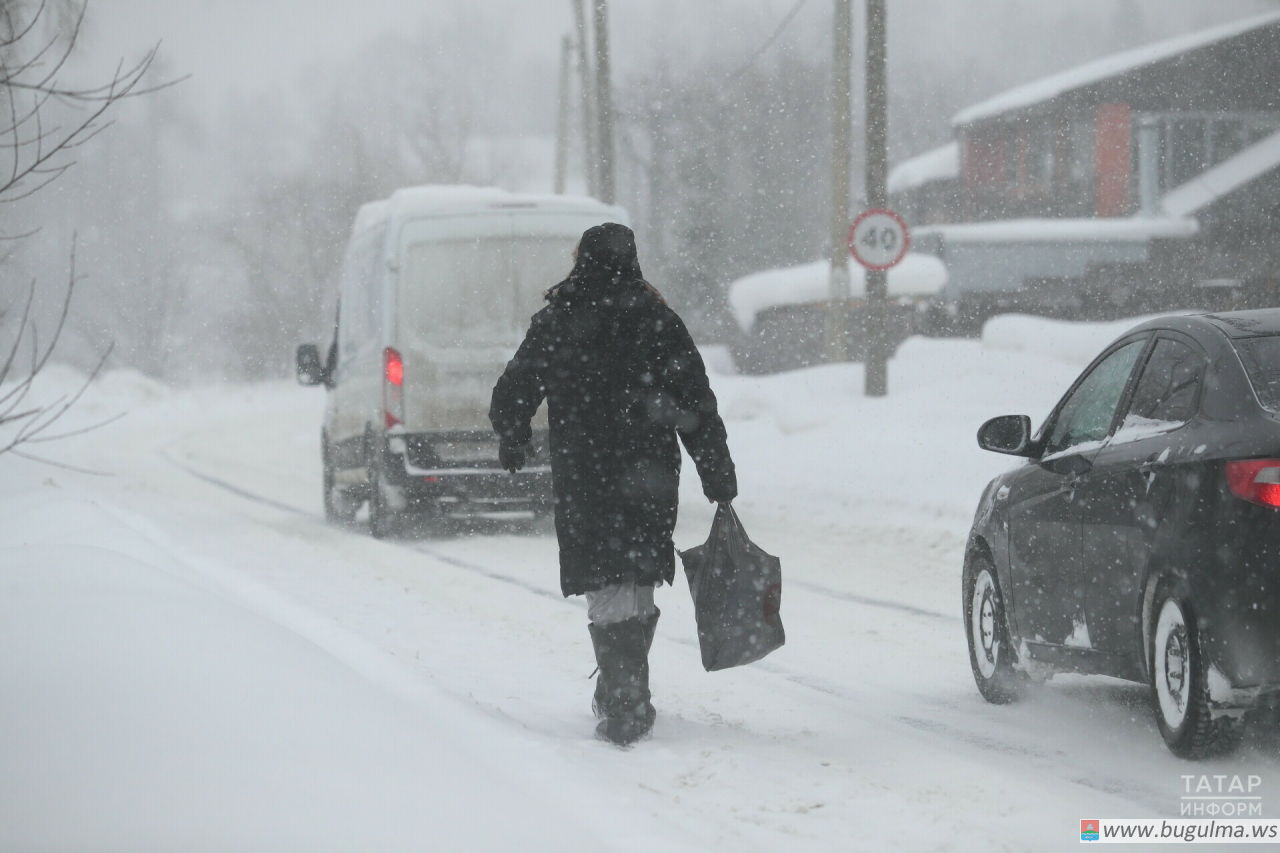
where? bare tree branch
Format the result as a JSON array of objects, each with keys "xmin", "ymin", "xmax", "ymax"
[
  {"xmin": 0, "ymin": 1, "xmax": 174, "ymax": 464},
  {"xmin": 0, "ymin": 3, "xmax": 184, "ymax": 205},
  {"xmin": 8, "ymin": 448, "xmax": 111, "ymax": 475}
]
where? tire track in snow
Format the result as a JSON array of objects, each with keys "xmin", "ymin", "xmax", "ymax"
[
  {"xmin": 165, "ymin": 450, "xmax": 1177, "ymax": 815},
  {"xmin": 166, "ymin": 448, "xmax": 949, "ymax": 620}
]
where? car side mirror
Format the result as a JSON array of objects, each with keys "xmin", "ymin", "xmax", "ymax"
[
  {"xmin": 977, "ymin": 414, "xmax": 1034, "ymax": 456},
  {"xmin": 296, "ymin": 344, "xmax": 326, "ymax": 387}
]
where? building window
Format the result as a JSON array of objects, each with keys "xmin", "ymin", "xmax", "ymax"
[{"xmin": 1141, "ymin": 111, "xmax": 1280, "ymax": 193}]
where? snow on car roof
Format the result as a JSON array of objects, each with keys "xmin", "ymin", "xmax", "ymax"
[
  {"xmin": 887, "ymin": 142, "xmax": 959, "ymax": 194},
  {"xmin": 1203, "ymin": 309, "xmax": 1280, "ymax": 339},
  {"xmin": 1161, "ymin": 129, "xmax": 1280, "ymax": 218},
  {"xmin": 728, "ymin": 255, "xmax": 948, "ymax": 333},
  {"xmin": 915, "ymin": 217, "xmax": 1199, "ymax": 244},
  {"xmin": 953, "ymin": 11, "xmax": 1280, "ymax": 127},
  {"xmin": 351, "ymin": 185, "xmax": 625, "ymax": 235}
]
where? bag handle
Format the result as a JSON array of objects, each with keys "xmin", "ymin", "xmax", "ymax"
[{"xmin": 714, "ymin": 501, "xmax": 745, "ymax": 536}]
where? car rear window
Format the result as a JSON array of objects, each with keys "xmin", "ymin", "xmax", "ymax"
[{"xmin": 1235, "ymin": 335, "xmax": 1280, "ymax": 412}]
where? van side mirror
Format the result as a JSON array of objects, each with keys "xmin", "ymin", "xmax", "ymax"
[
  {"xmin": 296, "ymin": 344, "xmax": 326, "ymax": 386},
  {"xmin": 977, "ymin": 415, "xmax": 1033, "ymax": 456}
]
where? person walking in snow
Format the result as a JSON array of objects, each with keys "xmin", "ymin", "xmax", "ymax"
[{"xmin": 490, "ymin": 222, "xmax": 737, "ymax": 747}]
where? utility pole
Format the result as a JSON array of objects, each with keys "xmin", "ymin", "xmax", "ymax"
[
  {"xmin": 554, "ymin": 34, "xmax": 572, "ymax": 194},
  {"xmin": 572, "ymin": 0, "xmax": 598, "ymax": 197},
  {"xmin": 864, "ymin": 0, "xmax": 889, "ymax": 396},
  {"xmin": 593, "ymin": 0, "xmax": 616, "ymax": 204},
  {"xmin": 825, "ymin": 0, "xmax": 853, "ymax": 363}
]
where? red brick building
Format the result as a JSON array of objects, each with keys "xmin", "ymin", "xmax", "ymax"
[{"xmin": 891, "ymin": 12, "xmax": 1280, "ymax": 330}]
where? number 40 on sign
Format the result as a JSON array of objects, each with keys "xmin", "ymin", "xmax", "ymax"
[{"xmin": 848, "ymin": 208, "xmax": 910, "ymax": 271}]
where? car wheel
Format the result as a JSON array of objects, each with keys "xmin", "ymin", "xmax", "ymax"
[
  {"xmin": 367, "ymin": 434, "xmax": 400, "ymax": 539},
  {"xmin": 1149, "ymin": 579, "xmax": 1242, "ymax": 759},
  {"xmin": 322, "ymin": 435, "xmax": 355, "ymax": 524},
  {"xmin": 963, "ymin": 554, "xmax": 1024, "ymax": 704}
]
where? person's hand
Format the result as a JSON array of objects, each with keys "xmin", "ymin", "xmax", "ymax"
[
  {"xmin": 703, "ymin": 480, "xmax": 737, "ymax": 504},
  {"xmin": 499, "ymin": 442, "xmax": 527, "ymax": 473}
]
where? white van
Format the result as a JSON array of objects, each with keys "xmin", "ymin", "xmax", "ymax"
[{"xmin": 296, "ymin": 185, "xmax": 628, "ymax": 536}]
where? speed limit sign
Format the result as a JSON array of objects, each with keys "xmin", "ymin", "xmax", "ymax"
[{"xmin": 848, "ymin": 208, "xmax": 910, "ymax": 270}]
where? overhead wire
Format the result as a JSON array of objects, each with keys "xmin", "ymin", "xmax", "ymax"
[{"xmin": 724, "ymin": 0, "xmax": 812, "ymax": 83}]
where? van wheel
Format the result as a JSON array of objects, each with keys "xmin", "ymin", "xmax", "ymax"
[
  {"xmin": 963, "ymin": 554, "xmax": 1024, "ymax": 704},
  {"xmin": 322, "ymin": 435, "xmax": 355, "ymax": 524},
  {"xmin": 1149, "ymin": 579, "xmax": 1242, "ymax": 758},
  {"xmin": 367, "ymin": 439, "xmax": 400, "ymax": 539}
]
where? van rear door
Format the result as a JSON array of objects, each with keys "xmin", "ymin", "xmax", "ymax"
[{"xmin": 394, "ymin": 210, "xmax": 617, "ymax": 436}]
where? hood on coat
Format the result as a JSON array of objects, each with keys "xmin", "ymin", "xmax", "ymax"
[{"xmin": 547, "ymin": 222, "xmax": 646, "ymax": 304}]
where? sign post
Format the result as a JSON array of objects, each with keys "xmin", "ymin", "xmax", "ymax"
[
  {"xmin": 849, "ymin": 207, "xmax": 908, "ymax": 396},
  {"xmin": 864, "ymin": 0, "xmax": 890, "ymax": 396},
  {"xmin": 825, "ymin": 0, "xmax": 853, "ymax": 364}
]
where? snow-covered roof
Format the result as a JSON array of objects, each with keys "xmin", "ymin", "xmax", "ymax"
[
  {"xmin": 352, "ymin": 185, "xmax": 625, "ymax": 235},
  {"xmin": 888, "ymin": 142, "xmax": 959, "ymax": 194},
  {"xmin": 728, "ymin": 255, "xmax": 948, "ymax": 332},
  {"xmin": 953, "ymin": 11, "xmax": 1280, "ymax": 127},
  {"xmin": 1161, "ymin": 129, "xmax": 1280, "ymax": 217},
  {"xmin": 351, "ymin": 199, "xmax": 391, "ymax": 236},
  {"xmin": 915, "ymin": 217, "xmax": 1199, "ymax": 245}
]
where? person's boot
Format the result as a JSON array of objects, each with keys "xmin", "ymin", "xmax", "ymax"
[
  {"xmin": 587, "ymin": 616, "xmax": 655, "ymax": 746},
  {"xmin": 593, "ymin": 607, "xmax": 659, "ymax": 720}
]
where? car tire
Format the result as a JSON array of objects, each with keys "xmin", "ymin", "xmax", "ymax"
[
  {"xmin": 367, "ymin": 432, "xmax": 400, "ymax": 540},
  {"xmin": 1149, "ymin": 578, "xmax": 1243, "ymax": 759},
  {"xmin": 322, "ymin": 434, "xmax": 355, "ymax": 525},
  {"xmin": 963, "ymin": 554, "xmax": 1024, "ymax": 704}
]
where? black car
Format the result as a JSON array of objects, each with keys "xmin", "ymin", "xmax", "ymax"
[{"xmin": 965, "ymin": 309, "xmax": 1280, "ymax": 758}]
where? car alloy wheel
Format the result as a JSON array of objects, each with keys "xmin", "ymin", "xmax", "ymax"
[
  {"xmin": 1148, "ymin": 580, "xmax": 1243, "ymax": 759},
  {"xmin": 963, "ymin": 554, "xmax": 1023, "ymax": 704},
  {"xmin": 1153, "ymin": 599, "xmax": 1190, "ymax": 732},
  {"xmin": 972, "ymin": 569, "xmax": 1000, "ymax": 679}
]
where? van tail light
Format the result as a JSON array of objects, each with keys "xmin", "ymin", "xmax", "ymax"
[
  {"xmin": 1225, "ymin": 459, "xmax": 1280, "ymax": 508},
  {"xmin": 383, "ymin": 347, "xmax": 404, "ymax": 429}
]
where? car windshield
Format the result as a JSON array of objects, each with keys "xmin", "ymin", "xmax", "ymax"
[
  {"xmin": 1235, "ymin": 335, "xmax": 1280, "ymax": 413},
  {"xmin": 400, "ymin": 235, "xmax": 576, "ymax": 348}
]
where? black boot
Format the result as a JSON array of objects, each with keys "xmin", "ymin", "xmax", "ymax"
[
  {"xmin": 587, "ymin": 616, "xmax": 656, "ymax": 746},
  {"xmin": 593, "ymin": 608, "xmax": 659, "ymax": 720}
]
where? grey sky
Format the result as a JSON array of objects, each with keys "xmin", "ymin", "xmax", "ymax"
[{"xmin": 85, "ymin": 0, "xmax": 1276, "ymax": 136}]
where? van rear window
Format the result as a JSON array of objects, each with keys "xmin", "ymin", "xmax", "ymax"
[
  {"xmin": 1235, "ymin": 335, "xmax": 1280, "ymax": 412},
  {"xmin": 401, "ymin": 236, "xmax": 576, "ymax": 347}
]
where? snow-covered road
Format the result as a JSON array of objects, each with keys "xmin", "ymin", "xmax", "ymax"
[{"xmin": 3, "ymin": 317, "xmax": 1278, "ymax": 851}]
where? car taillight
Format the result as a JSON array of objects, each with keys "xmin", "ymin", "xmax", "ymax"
[
  {"xmin": 1225, "ymin": 459, "xmax": 1280, "ymax": 508},
  {"xmin": 383, "ymin": 347, "xmax": 404, "ymax": 429}
]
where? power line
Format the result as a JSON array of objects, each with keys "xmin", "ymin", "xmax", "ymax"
[{"xmin": 725, "ymin": 0, "xmax": 811, "ymax": 83}]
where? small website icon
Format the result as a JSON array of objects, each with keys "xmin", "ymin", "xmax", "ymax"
[{"xmin": 1080, "ymin": 819, "xmax": 1100, "ymax": 842}]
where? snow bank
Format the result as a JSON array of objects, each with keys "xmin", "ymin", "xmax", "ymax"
[
  {"xmin": 0, "ymin": 494, "xmax": 684, "ymax": 852},
  {"xmin": 0, "ymin": 364, "xmax": 165, "ymax": 459},
  {"xmin": 727, "ymin": 255, "xmax": 948, "ymax": 333},
  {"xmin": 915, "ymin": 217, "xmax": 1198, "ymax": 244},
  {"xmin": 706, "ymin": 313, "xmax": 1176, "ymax": 529},
  {"xmin": 980, "ymin": 313, "xmax": 1163, "ymax": 366},
  {"xmin": 887, "ymin": 142, "xmax": 959, "ymax": 194}
]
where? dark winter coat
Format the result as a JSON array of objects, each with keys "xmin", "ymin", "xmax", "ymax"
[{"xmin": 490, "ymin": 223, "xmax": 736, "ymax": 597}]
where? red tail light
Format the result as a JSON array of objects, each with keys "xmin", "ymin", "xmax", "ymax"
[
  {"xmin": 384, "ymin": 347, "xmax": 404, "ymax": 387},
  {"xmin": 1226, "ymin": 459, "xmax": 1280, "ymax": 508},
  {"xmin": 383, "ymin": 347, "xmax": 404, "ymax": 429}
]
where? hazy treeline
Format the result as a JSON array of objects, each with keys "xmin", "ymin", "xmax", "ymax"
[{"xmin": 5, "ymin": 0, "xmax": 1275, "ymax": 383}]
